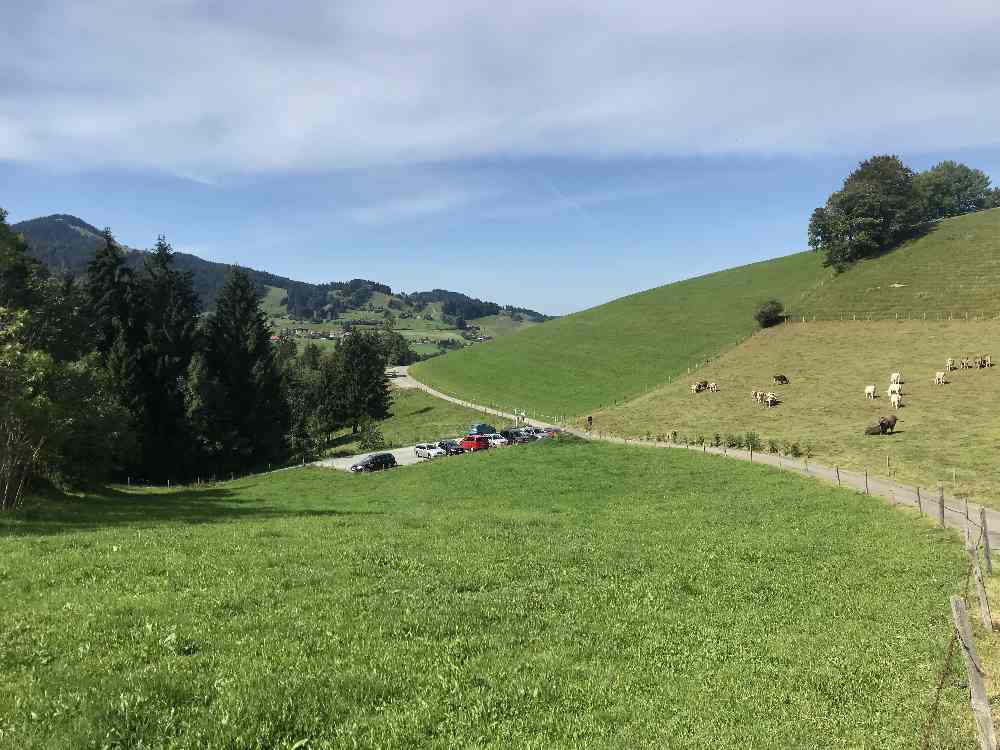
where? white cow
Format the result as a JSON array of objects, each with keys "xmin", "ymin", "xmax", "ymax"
[
  {"xmin": 890, "ymin": 392, "xmax": 902, "ymax": 409},
  {"xmin": 946, "ymin": 358, "xmax": 956, "ymax": 371},
  {"xmin": 890, "ymin": 372, "xmax": 903, "ymax": 385},
  {"xmin": 887, "ymin": 383, "xmax": 902, "ymax": 396},
  {"xmin": 864, "ymin": 385, "xmax": 877, "ymax": 399},
  {"xmin": 934, "ymin": 371, "xmax": 947, "ymax": 385},
  {"xmin": 708, "ymin": 382, "xmax": 719, "ymax": 392},
  {"xmin": 764, "ymin": 392, "xmax": 778, "ymax": 408}
]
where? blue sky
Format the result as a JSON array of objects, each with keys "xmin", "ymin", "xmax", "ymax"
[{"xmin": 2, "ymin": 1, "xmax": 999, "ymax": 315}]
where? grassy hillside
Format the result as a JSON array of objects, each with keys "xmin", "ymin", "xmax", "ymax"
[
  {"xmin": 412, "ymin": 209, "xmax": 1000, "ymax": 416},
  {"xmin": 412, "ymin": 252, "xmax": 829, "ymax": 416},
  {"xmin": 797, "ymin": 208, "xmax": 1000, "ymax": 319},
  {"xmin": 326, "ymin": 387, "xmax": 491, "ymax": 456},
  {"xmin": 1, "ymin": 440, "xmax": 972, "ymax": 747},
  {"xmin": 590, "ymin": 320, "xmax": 1000, "ymax": 507}
]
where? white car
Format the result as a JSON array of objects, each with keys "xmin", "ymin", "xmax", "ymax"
[
  {"xmin": 484, "ymin": 433, "xmax": 509, "ymax": 448},
  {"xmin": 415, "ymin": 443, "xmax": 446, "ymax": 459},
  {"xmin": 521, "ymin": 427, "xmax": 548, "ymax": 438}
]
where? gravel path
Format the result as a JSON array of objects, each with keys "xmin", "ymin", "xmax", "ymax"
[{"xmin": 395, "ymin": 366, "xmax": 1000, "ymax": 547}]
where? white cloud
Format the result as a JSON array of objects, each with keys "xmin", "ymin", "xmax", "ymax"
[
  {"xmin": 1, "ymin": 0, "xmax": 999, "ymax": 176},
  {"xmin": 346, "ymin": 185, "xmax": 497, "ymax": 224}
]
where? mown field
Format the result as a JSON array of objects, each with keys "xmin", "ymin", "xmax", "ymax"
[
  {"xmin": 797, "ymin": 208, "xmax": 1000, "ymax": 319},
  {"xmin": 589, "ymin": 319, "xmax": 1000, "ymax": 508},
  {"xmin": 326, "ymin": 387, "xmax": 490, "ymax": 456},
  {"xmin": 412, "ymin": 252, "xmax": 829, "ymax": 416},
  {"xmin": 0, "ymin": 439, "xmax": 973, "ymax": 748}
]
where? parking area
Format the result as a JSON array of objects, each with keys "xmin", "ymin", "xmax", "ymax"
[{"xmin": 315, "ymin": 424, "xmax": 561, "ymax": 473}]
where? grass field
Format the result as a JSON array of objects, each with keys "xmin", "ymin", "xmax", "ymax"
[
  {"xmin": 0, "ymin": 439, "xmax": 973, "ymax": 748},
  {"xmin": 797, "ymin": 208, "xmax": 1000, "ymax": 319},
  {"xmin": 326, "ymin": 387, "xmax": 489, "ymax": 456},
  {"xmin": 412, "ymin": 252, "xmax": 829, "ymax": 416},
  {"xmin": 589, "ymin": 319, "xmax": 1000, "ymax": 508}
]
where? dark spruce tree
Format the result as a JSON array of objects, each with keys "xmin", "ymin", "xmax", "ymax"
[
  {"xmin": 333, "ymin": 330, "xmax": 392, "ymax": 433},
  {"xmin": 186, "ymin": 268, "xmax": 288, "ymax": 473},
  {"xmin": 136, "ymin": 237, "xmax": 201, "ymax": 480},
  {"xmin": 85, "ymin": 229, "xmax": 134, "ymax": 360}
]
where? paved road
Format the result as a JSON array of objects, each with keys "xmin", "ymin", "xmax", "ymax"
[
  {"xmin": 394, "ymin": 366, "xmax": 1000, "ymax": 548},
  {"xmin": 315, "ymin": 445, "xmax": 426, "ymax": 472}
]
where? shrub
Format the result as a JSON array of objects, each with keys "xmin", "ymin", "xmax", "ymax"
[
  {"xmin": 712, "ymin": 433, "xmax": 722, "ymax": 447},
  {"xmin": 670, "ymin": 430, "xmax": 678, "ymax": 443},
  {"xmin": 357, "ymin": 418, "xmax": 386, "ymax": 451},
  {"xmin": 724, "ymin": 433, "xmax": 741, "ymax": 449},
  {"xmin": 745, "ymin": 432, "xmax": 762, "ymax": 451},
  {"xmin": 767, "ymin": 438, "xmax": 780, "ymax": 454},
  {"xmin": 696, "ymin": 434, "xmax": 705, "ymax": 445},
  {"xmin": 783, "ymin": 441, "xmax": 802, "ymax": 458},
  {"xmin": 754, "ymin": 299, "xmax": 785, "ymax": 328}
]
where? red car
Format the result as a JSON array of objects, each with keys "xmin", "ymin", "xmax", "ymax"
[{"xmin": 459, "ymin": 434, "xmax": 490, "ymax": 452}]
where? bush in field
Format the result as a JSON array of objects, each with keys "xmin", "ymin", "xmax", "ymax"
[
  {"xmin": 724, "ymin": 433, "xmax": 741, "ymax": 449},
  {"xmin": 357, "ymin": 418, "xmax": 386, "ymax": 451},
  {"xmin": 754, "ymin": 299, "xmax": 785, "ymax": 328},
  {"xmin": 744, "ymin": 432, "xmax": 762, "ymax": 451},
  {"xmin": 712, "ymin": 433, "xmax": 722, "ymax": 447},
  {"xmin": 767, "ymin": 438, "xmax": 780, "ymax": 454}
]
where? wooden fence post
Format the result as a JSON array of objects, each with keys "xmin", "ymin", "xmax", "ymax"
[
  {"xmin": 939, "ymin": 486, "xmax": 946, "ymax": 528},
  {"xmin": 967, "ymin": 531, "xmax": 994, "ymax": 633},
  {"xmin": 951, "ymin": 595, "xmax": 999, "ymax": 750},
  {"xmin": 916, "ymin": 486, "xmax": 923, "ymax": 514},
  {"xmin": 835, "ymin": 466, "xmax": 841, "ymax": 486},
  {"xmin": 865, "ymin": 470, "xmax": 869, "ymax": 495},
  {"xmin": 982, "ymin": 508, "xmax": 993, "ymax": 575}
]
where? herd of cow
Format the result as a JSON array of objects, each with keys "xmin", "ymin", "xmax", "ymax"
[{"xmin": 688, "ymin": 353, "xmax": 992, "ymax": 438}]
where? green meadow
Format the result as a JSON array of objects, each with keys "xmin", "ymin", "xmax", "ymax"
[
  {"xmin": 412, "ymin": 252, "xmax": 828, "ymax": 416},
  {"xmin": 1, "ymin": 439, "xmax": 971, "ymax": 748}
]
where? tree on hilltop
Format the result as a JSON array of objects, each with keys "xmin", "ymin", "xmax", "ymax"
[
  {"xmin": 808, "ymin": 155, "xmax": 924, "ymax": 271},
  {"xmin": 914, "ymin": 161, "xmax": 993, "ymax": 220}
]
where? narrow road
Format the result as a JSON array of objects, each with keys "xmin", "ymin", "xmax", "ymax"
[{"xmin": 394, "ymin": 366, "xmax": 1000, "ymax": 547}]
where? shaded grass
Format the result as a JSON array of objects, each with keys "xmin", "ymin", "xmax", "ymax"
[
  {"xmin": 0, "ymin": 439, "xmax": 973, "ymax": 748},
  {"xmin": 412, "ymin": 252, "xmax": 829, "ymax": 416},
  {"xmin": 591, "ymin": 320, "xmax": 1000, "ymax": 508}
]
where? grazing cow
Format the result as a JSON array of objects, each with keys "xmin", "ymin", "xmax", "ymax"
[
  {"xmin": 890, "ymin": 393, "xmax": 902, "ymax": 409},
  {"xmin": 890, "ymin": 372, "xmax": 903, "ymax": 385},
  {"xmin": 887, "ymin": 383, "xmax": 902, "ymax": 396},
  {"xmin": 772, "ymin": 374, "xmax": 789, "ymax": 385},
  {"xmin": 961, "ymin": 357, "xmax": 972, "ymax": 369},
  {"xmin": 707, "ymin": 382, "xmax": 719, "ymax": 392},
  {"xmin": 974, "ymin": 355, "xmax": 985, "ymax": 369},
  {"xmin": 986, "ymin": 355, "xmax": 993, "ymax": 368},
  {"xmin": 690, "ymin": 380, "xmax": 708, "ymax": 394},
  {"xmin": 865, "ymin": 385, "xmax": 877, "ymax": 399},
  {"xmin": 946, "ymin": 358, "xmax": 956, "ymax": 371},
  {"xmin": 764, "ymin": 392, "xmax": 778, "ymax": 408},
  {"xmin": 934, "ymin": 371, "xmax": 947, "ymax": 385},
  {"xmin": 879, "ymin": 415, "xmax": 898, "ymax": 433}
]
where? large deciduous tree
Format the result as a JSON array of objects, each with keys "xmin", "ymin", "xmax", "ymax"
[
  {"xmin": 332, "ymin": 330, "xmax": 391, "ymax": 433},
  {"xmin": 914, "ymin": 161, "xmax": 993, "ymax": 220},
  {"xmin": 808, "ymin": 155, "xmax": 924, "ymax": 271}
]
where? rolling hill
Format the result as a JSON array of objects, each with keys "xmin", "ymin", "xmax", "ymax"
[
  {"xmin": 411, "ymin": 208, "xmax": 1000, "ymax": 416},
  {"xmin": 13, "ymin": 214, "xmax": 550, "ymax": 349}
]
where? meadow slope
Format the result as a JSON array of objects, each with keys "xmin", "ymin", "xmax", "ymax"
[
  {"xmin": 412, "ymin": 209, "xmax": 1000, "ymax": 417},
  {"xmin": 0, "ymin": 440, "xmax": 972, "ymax": 748},
  {"xmin": 412, "ymin": 252, "xmax": 828, "ymax": 416},
  {"xmin": 590, "ymin": 320, "xmax": 1000, "ymax": 508}
]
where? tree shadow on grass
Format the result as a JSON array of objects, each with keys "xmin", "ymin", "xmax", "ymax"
[{"xmin": 2, "ymin": 484, "xmax": 381, "ymax": 538}]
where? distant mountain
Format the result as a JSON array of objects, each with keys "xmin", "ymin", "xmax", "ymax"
[{"xmin": 13, "ymin": 214, "xmax": 552, "ymax": 324}]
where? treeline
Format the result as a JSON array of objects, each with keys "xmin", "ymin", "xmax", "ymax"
[
  {"xmin": 1, "ymin": 209, "xmax": 395, "ymax": 509},
  {"xmin": 285, "ymin": 278, "xmax": 392, "ymax": 320},
  {"xmin": 404, "ymin": 289, "xmax": 550, "ymax": 323},
  {"xmin": 809, "ymin": 156, "xmax": 1000, "ymax": 271}
]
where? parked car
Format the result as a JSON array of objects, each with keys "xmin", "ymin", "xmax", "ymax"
[
  {"xmin": 521, "ymin": 427, "xmax": 548, "ymax": 438},
  {"xmin": 349, "ymin": 453, "xmax": 397, "ymax": 473},
  {"xmin": 415, "ymin": 443, "xmax": 446, "ymax": 459},
  {"xmin": 468, "ymin": 422, "xmax": 497, "ymax": 435},
  {"xmin": 484, "ymin": 433, "xmax": 509, "ymax": 448},
  {"xmin": 459, "ymin": 434, "xmax": 490, "ymax": 452},
  {"xmin": 438, "ymin": 439, "xmax": 465, "ymax": 455},
  {"xmin": 500, "ymin": 429, "xmax": 533, "ymax": 444}
]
